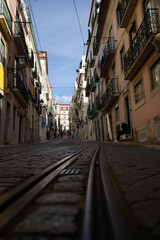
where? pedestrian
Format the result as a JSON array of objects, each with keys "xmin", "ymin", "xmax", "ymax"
[{"xmin": 116, "ymin": 121, "xmax": 130, "ymax": 142}]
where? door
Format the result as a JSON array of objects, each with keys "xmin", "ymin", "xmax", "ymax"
[{"xmin": 124, "ymin": 96, "xmax": 131, "ymax": 131}]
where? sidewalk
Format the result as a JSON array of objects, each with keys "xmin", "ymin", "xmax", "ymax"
[{"xmin": 103, "ymin": 142, "xmax": 160, "ymax": 239}]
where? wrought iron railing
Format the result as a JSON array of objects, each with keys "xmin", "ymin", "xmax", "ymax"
[
  {"xmin": 94, "ymin": 68, "xmax": 99, "ymax": 82},
  {"xmin": 100, "ymin": 37, "xmax": 115, "ymax": 75},
  {"xmin": 93, "ymin": 36, "xmax": 98, "ymax": 55},
  {"xmin": 95, "ymin": 94, "xmax": 102, "ymax": 110},
  {"xmin": 0, "ymin": 0, "xmax": 12, "ymax": 33},
  {"xmin": 118, "ymin": 0, "xmax": 130, "ymax": 24},
  {"xmin": 97, "ymin": 0, "xmax": 109, "ymax": 40},
  {"xmin": 91, "ymin": 77, "xmax": 96, "ymax": 91},
  {"xmin": 28, "ymin": 49, "xmax": 34, "ymax": 68},
  {"xmin": 14, "ymin": 21, "xmax": 28, "ymax": 55},
  {"xmin": 124, "ymin": 9, "xmax": 160, "ymax": 77},
  {"xmin": 14, "ymin": 72, "xmax": 28, "ymax": 104},
  {"xmin": 102, "ymin": 78, "xmax": 119, "ymax": 109}
]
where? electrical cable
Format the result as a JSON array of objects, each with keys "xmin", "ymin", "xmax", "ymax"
[{"xmin": 72, "ymin": 0, "xmax": 85, "ymax": 46}]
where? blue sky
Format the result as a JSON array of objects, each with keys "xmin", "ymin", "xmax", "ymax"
[{"xmin": 28, "ymin": 0, "xmax": 92, "ymax": 104}]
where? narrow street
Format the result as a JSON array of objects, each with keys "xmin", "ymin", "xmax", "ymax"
[{"xmin": 0, "ymin": 139, "xmax": 160, "ymax": 239}]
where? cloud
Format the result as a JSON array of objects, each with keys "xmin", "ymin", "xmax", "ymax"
[{"xmin": 54, "ymin": 95, "xmax": 72, "ymax": 104}]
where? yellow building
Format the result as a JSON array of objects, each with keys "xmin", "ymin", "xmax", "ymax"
[
  {"xmin": 0, "ymin": 0, "xmax": 12, "ymax": 142},
  {"xmin": 0, "ymin": 0, "xmax": 12, "ymax": 97}
]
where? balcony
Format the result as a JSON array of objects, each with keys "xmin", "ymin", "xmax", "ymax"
[
  {"xmin": 38, "ymin": 82, "xmax": 42, "ymax": 94},
  {"xmin": 94, "ymin": 68, "xmax": 99, "ymax": 82},
  {"xmin": 118, "ymin": 0, "xmax": 138, "ymax": 28},
  {"xmin": 32, "ymin": 88, "xmax": 38, "ymax": 104},
  {"xmin": 86, "ymin": 79, "xmax": 91, "ymax": 97},
  {"xmin": 46, "ymin": 92, "xmax": 49, "ymax": 101},
  {"xmin": 95, "ymin": 94, "xmax": 102, "ymax": 110},
  {"xmin": 101, "ymin": 78, "xmax": 119, "ymax": 111},
  {"xmin": 90, "ymin": 103, "xmax": 97, "ymax": 117},
  {"xmin": 13, "ymin": 72, "xmax": 28, "ymax": 107},
  {"xmin": 14, "ymin": 22, "xmax": 28, "ymax": 56},
  {"xmin": 27, "ymin": 77, "xmax": 34, "ymax": 97},
  {"xmin": 35, "ymin": 76, "xmax": 40, "ymax": 87},
  {"xmin": 87, "ymin": 105, "xmax": 92, "ymax": 116},
  {"xmin": 90, "ymin": 77, "xmax": 96, "ymax": 92},
  {"xmin": 32, "ymin": 64, "xmax": 37, "ymax": 78},
  {"xmin": 28, "ymin": 49, "xmax": 34, "ymax": 68},
  {"xmin": 100, "ymin": 37, "xmax": 115, "ymax": 78},
  {"xmin": 96, "ymin": 0, "xmax": 110, "ymax": 44},
  {"xmin": 89, "ymin": 51, "xmax": 96, "ymax": 68},
  {"xmin": 0, "ymin": 0, "xmax": 12, "ymax": 39},
  {"xmin": 124, "ymin": 9, "xmax": 160, "ymax": 80},
  {"xmin": 93, "ymin": 37, "xmax": 98, "ymax": 56}
]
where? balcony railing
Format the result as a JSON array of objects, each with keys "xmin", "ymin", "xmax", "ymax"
[
  {"xmin": 124, "ymin": 9, "xmax": 160, "ymax": 80},
  {"xmin": 86, "ymin": 79, "xmax": 91, "ymax": 96},
  {"xmin": 32, "ymin": 64, "xmax": 37, "ymax": 78},
  {"xmin": 90, "ymin": 77, "xmax": 96, "ymax": 92},
  {"xmin": 27, "ymin": 77, "xmax": 34, "ymax": 96},
  {"xmin": 100, "ymin": 37, "xmax": 115, "ymax": 78},
  {"xmin": 101, "ymin": 78, "xmax": 119, "ymax": 111},
  {"xmin": 90, "ymin": 102, "xmax": 97, "ymax": 116},
  {"xmin": 93, "ymin": 37, "xmax": 98, "ymax": 56},
  {"xmin": 28, "ymin": 49, "xmax": 34, "ymax": 68},
  {"xmin": 118, "ymin": 0, "xmax": 138, "ymax": 28},
  {"xmin": 97, "ymin": 0, "xmax": 110, "ymax": 42},
  {"xmin": 94, "ymin": 68, "xmax": 99, "ymax": 82},
  {"xmin": 0, "ymin": 0, "xmax": 12, "ymax": 38},
  {"xmin": 13, "ymin": 72, "xmax": 28, "ymax": 106},
  {"xmin": 14, "ymin": 21, "xmax": 28, "ymax": 56},
  {"xmin": 89, "ymin": 51, "xmax": 96, "ymax": 67},
  {"xmin": 95, "ymin": 94, "xmax": 102, "ymax": 110}
]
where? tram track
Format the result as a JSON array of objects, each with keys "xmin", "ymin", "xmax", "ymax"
[
  {"xmin": 0, "ymin": 145, "xmax": 92, "ymax": 232},
  {"xmin": 82, "ymin": 145, "xmax": 143, "ymax": 240}
]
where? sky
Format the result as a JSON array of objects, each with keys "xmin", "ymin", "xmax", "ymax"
[{"xmin": 27, "ymin": 0, "xmax": 92, "ymax": 104}]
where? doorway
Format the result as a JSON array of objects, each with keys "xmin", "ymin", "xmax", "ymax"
[{"xmin": 124, "ymin": 96, "xmax": 131, "ymax": 130}]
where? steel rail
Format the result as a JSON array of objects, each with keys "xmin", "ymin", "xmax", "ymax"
[
  {"xmin": 82, "ymin": 145, "xmax": 141, "ymax": 240},
  {"xmin": 0, "ymin": 145, "xmax": 92, "ymax": 231}
]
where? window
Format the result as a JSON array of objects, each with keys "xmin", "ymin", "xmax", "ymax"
[
  {"xmin": 134, "ymin": 80, "xmax": 144, "ymax": 104},
  {"xmin": 129, "ymin": 21, "xmax": 136, "ymax": 44},
  {"xmin": 150, "ymin": 59, "xmax": 160, "ymax": 90},
  {"xmin": 116, "ymin": 3, "xmax": 121, "ymax": 25},
  {"xmin": 0, "ymin": 38, "xmax": 5, "ymax": 68},
  {"xmin": 120, "ymin": 46, "xmax": 125, "ymax": 70}
]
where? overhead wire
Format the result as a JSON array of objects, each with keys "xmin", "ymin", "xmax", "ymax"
[{"xmin": 72, "ymin": 0, "xmax": 85, "ymax": 47}]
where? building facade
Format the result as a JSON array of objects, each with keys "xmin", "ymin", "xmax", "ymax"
[
  {"xmin": 0, "ymin": 0, "xmax": 54, "ymax": 145},
  {"xmin": 70, "ymin": 56, "xmax": 89, "ymax": 140},
  {"xmin": 58, "ymin": 104, "xmax": 70, "ymax": 134},
  {"xmin": 84, "ymin": 0, "xmax": 160, "ymax": 144}
]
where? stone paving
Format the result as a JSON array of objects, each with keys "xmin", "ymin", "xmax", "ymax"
[
  {"xmin": 103, "ymin": 142, "xmax": 160, "ymax": 240},
  {"xmin": 0, "ymin": 139, "xmax": 160, "ymax": 239},
  {"xmin": 0, "ymin": 145, "xmax": 96, "ymax": 240},
  {"xmin": 0, "ymin": 139, "xmax": 92, "ymax": 195}
]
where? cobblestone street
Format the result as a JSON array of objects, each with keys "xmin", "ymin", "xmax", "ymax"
[
  {"xmin": 103, "ymin": 143, "xmax": 160, "ymax": 239},
  {"xmin": 0, "ymin": 139, "xmax": 160, "ymax": 239}
]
